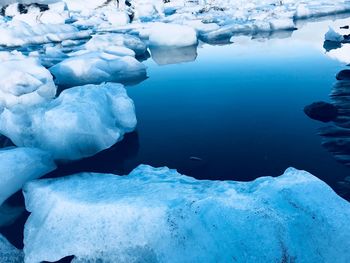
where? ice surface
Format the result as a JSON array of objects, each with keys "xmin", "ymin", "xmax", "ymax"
[
  {"xmin": 148, "ymin": 22, "xmax": 197, "ymax": 47},
  {"xmin": 23, "ymin": 165, "xmax": 350, "ymax": 263},
  {"xmin": 85, "ymin": 33, "xmax": 147, "ymax": 56},
  {"xmin": 50, "ymin": 51, "xmax": 147, "ymax": 87},
  {"xmin": 0, "ymin": 83, "xmax": 137, "ymax": 160},
  {"xmin": 0, "ymin": 52, "xmax": 56, "ymax": 109},
  {"xmin": 0, "ymin": 234, "xmax": 23, "ymax": 263},
  {"xmin": 0, "ymin": 147, "xmax": 56, "ymax": 206}
]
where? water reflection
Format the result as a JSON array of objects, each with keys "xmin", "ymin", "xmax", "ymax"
[
  {"xmin": 305, "ymin": 70, "xmax": 350, "ymax": 198},
  {"xmin": 149, "ymin": 45, "xmax": 198, "ymax": 65}
]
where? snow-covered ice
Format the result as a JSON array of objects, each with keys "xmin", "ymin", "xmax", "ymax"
[
  {"xmin": 0, "ymin": 52, "xmax": 56, "ymax": 109},
  {"xmin": 0, "ymin": 234, "xmax": 23, "ymax": 263},
  {"xmin": 50, "ymin": 51, "xmax": 147, "ymax": 87},
  {"xmin": 23, "ymin": 165, "xmax": 350, "ymax": 263},
  {"xmin": 0, "ymin": 147, "xmax": 56, "ymax": 206},
  {"xmin": 0, "ymin": 83, "xmax": 137, "ymax": 160}
]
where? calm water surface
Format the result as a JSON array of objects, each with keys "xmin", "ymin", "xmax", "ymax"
[{"xmin": 51, "ymin": 17, "xmax": 350, "ymax": 193}]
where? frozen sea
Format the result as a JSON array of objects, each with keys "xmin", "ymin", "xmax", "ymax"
[{"xmin": 2, "ymin": 14, "xmax": 350, "ymax": 262}]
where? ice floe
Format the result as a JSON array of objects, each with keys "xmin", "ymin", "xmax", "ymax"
[
  {"xmin": 0, "ymin": 83, "xmax": 137, "ymax": 160},
  {"xmin": 23, "ymin": 165, "xmax": 350, "ymax": 263},
  {"xmin": 0, "ymin": 51, "xmax": 56, "ymax": 109},
  {"xmin": 0, "ymin": 147, "xmax": 56, "ymax": 206},
  {"xmin": 50, "ymin": 51, "xmax": 147, "ymax": 87}
]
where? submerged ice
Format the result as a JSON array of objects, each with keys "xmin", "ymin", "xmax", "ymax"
[
  {"xmin": 23, "ymin": 165, "xmax": 350, "ymax": 263},
  {"xmin": 0, "ymin": 83, "xmax": 137, "ymax": 160}
]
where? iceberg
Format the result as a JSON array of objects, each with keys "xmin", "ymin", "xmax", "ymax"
[
  {"xmin": 0, "ymin": 83, "xmax": 137, "ymax": 160},
  {"xmin": 50, "ymin": 51, "xmax": 147, "ymax": 87},
  {"xmin": 0, "ymin": 147, "xmax": 56, "ymax": 206},
  {"xmin": 23, "ymin": 165, "xmax": 350, "ymax": 263},
  {"xmin": 0, "ymin": 52, "xmax": 56, "ymax": 109},
  {"xmin": 0, "ymin": 234, "xmax": 23, "ymax": 263}
]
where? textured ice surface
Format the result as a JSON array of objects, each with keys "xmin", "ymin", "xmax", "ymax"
[
  {"xmin": 0, "ymin": 234, "xmax": 23, "ymax": 263},
  {"xmin": 85, "ymin": 33, "xmax": 147, "ymax": 57},
  {"xmin": 50, "ymin": 51, "xmax": 147, "ymax": 87},
  {"xmin": 23, "ymin": 165, "xmax": 350, "ymax": 263},
  {"xmin": 0, "ymin": 52, "xmax": 56, "ymax": 109},
  {"xmin": 0, "ymin": 147, "xmax": 56, "ymax": 206},
  {"xmin": 0, "ymin": 83, "xmax": 136, "ymax": 160}
]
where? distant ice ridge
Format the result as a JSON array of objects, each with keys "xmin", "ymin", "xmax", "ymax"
[
  {"xmin": 0, "ymin": 147, "xmax": 56, "ymax": 206},
  {"xmin": 0, "ymin": 83, "xmax": 137, "ymax": 160},
  {"xmin": 23, "ymin": 165, "xmax": 350, "ymax": 263},
  {"xmin": 0, "ymin": 234, "xmax": 23, "ymax": 263},
  {"xmin": 0, "ymin": 52, "xmax": 56, "ymax": 109}
]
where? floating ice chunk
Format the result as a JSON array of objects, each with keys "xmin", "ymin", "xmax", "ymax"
[
  {"xmin": 0, "ymin": 20, "xmax": 91, "ymax": 47},
  {"xmin": 0, "ymin": 83, "xmax": 137, "ymax": 160},
  {"xmin": 148, "ymin": 23, "xmax": 197, "ymax": 47},
  {"xmin": 0, "ymin": 147, "xmax": 56, "ymax": 206},
  {"xmin": 0, "ymin": 234, "xmax": 23, "ymax": 263},
  {"xmin": 325, "ymin": 27, "xmax": 344, "ymax": 42},
  {"xmin": 0, "ymin": 52, "xmax": 56, "ymax": 109},
  {"xmin": 23, "ymin": 165, "xmax": 350, "ymax": 263},
  {"xmin": 85, "ymin": 33, "xmax": 147, "ymax": 56},
  {"xmin": 50, "ymin": 51, "xmax": 146, "ymax": 87}
]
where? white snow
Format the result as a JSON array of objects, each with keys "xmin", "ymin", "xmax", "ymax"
[
  {"xmin": 148, "ymin": 22, "xmax": 197, "ymax": 47},
  {"xmin": 325, "ymin": 27, "xmax": 345, "ymax": 42},
  {"xmin": 0, "ymin": 52, "xmax": 56, "ymax": 109},
  {"xmin": 0, "ymin": 83, "xmax": 137, "ymax": 160},
  {"xmin": 50, "ymin": 51, "xmax": 146, "ymax": 87},
  {"xmin": 0, "ymin": 234, "xmax": 23, "ymax": 263},
  {"xmin": 0, "ymin": 147, "xmax": 56, "ymax": 206},
  {"xmin": 23, "ymin": 165, "xmax": 350, "ymax": 263}
]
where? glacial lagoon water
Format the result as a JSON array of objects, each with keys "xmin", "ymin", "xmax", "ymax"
[{"xmin": 2, "ymin": 16, "xmax": 350, "ymax": 257}]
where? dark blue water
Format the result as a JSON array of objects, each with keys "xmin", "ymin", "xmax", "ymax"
[
  {"xmin": 2, "ymin": 17, "xmax": 350, "ymax": 256},
  {"xmin": 50, "ymin": 18, "xmax": 350, "ymax": 194}
]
